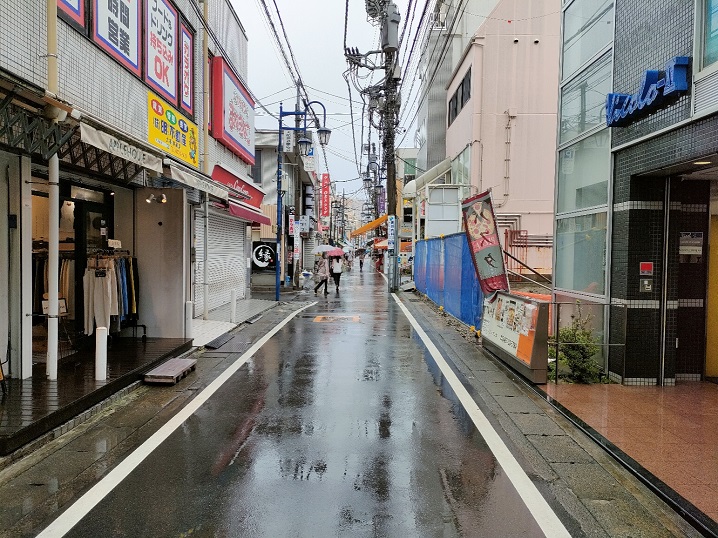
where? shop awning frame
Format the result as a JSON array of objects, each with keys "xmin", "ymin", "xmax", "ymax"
[
  {"xmin": 229, "ymin": 200, "xmax": 271, "ymax": 225},
  {"xmin": 166, "ymin": 162, "xmax": 230, "ymax": 201},
  {"xmin": 403, "ymin": 158, "xmax": 450, "ymax": 199},
  {"xmin": 350, "ymin": 214, "xmax": 388, "ymax": 238}
]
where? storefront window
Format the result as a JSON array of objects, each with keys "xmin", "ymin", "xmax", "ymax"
[
  {"xmin": 560, "ymin": 53, "xmax": 612, "ymax": 144},
  {"xmin": 557, "ymin": 130, "xmax": 610, "ymax": 213},
  {"xmin": 704, "ymin": 0, "xmax": 718, "ymax": 68},
  {"xmin": 562, "ymin": 0, "xmax": 614, "ymax": 80},
  {"xmin": 555, "ymin": 212, "xmax": 607, "ymax": 294}
]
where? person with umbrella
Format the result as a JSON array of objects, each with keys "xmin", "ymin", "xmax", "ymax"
[
  {"xmin": 313, "ymin": 253, "xmax": 329, "ymax": 296},
  {"xmin": 330, "ymin": 254, "xmax": 344, "ymax": 292}
]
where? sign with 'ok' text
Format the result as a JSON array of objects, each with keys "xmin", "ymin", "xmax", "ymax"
[{"xmin": 145, "ymin": 0, "xmax": 178, "ymax": 103}]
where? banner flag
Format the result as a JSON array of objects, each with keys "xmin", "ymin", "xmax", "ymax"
[{"xmin": 462, "ymin": 190, "xmax": 510, "ymax": 295}]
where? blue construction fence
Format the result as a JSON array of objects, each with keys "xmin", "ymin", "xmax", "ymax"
[{"xmin": 414, "ymin": 233, "xmax": 484, "ymax": 330}]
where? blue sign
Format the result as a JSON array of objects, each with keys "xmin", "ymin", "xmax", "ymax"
[{"xmin": 606, "ymin": 56, "xmax": 690, "ymax": 127}]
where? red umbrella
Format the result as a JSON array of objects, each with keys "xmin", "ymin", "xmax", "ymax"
[{"xmin": 326, "ymin": 248, "xmax": 345, "ymax": 257}]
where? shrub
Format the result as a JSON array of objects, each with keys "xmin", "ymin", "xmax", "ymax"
[{"xmin": 548, "ymin": 305, "xmax": 602, "ymax": 384}]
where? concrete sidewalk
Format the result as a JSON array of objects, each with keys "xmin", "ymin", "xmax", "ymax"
[{"xmin": 192, "ymin": 297, "xmax": 277, "ymax": 347}]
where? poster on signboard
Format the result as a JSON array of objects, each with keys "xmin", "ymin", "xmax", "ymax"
[
  {"xmin": 145, "ymin": 0, "xmax": 178, "ymax": 103},
  {"xmin": 481, "ymin": 293, "xmax": 539, "ymax": 365},
  {"xmin": 462, "ymin": 190, "xmax": 509, "ymax": 295},
  {"xmin": 147, "ymin": 91, "xmax": 199, "ymax": 168},
  {"xmin": 93, "ymin": 0, "xmax": 141, "ymax": 76},
  {"xmin": 321, "ymin": 173, "xmax": 331, "ymax": 218}
]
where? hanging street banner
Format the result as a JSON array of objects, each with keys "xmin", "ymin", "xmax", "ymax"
[
  {"xmin": 147, "ymin": 91, "xmax": 199, "ymax": 168},
  {"xmin": 462, "ymin": 190, "xmax": 510, "ymax": 295},
  {"xmin": 320, "ymin": 173, "xmax": 330, "ymax": 217}
]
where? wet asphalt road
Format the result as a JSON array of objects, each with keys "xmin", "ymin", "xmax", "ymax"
[{"xmin": 54, "ymin": 268, "xmax": 547, "ymax": 537}]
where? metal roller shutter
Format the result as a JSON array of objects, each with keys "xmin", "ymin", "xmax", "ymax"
[
  {"xmin": 303, "ymin": 235, "xmax": 316, "ymax": 271},
  {"xmin": 194, "ymin": 209, "xmax": 246, "ymax": 315}
]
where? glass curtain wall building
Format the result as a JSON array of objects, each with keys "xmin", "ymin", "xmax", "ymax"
[{"xmin": 554, "ymin": 0, "xmax": 615, "ymax": 360}]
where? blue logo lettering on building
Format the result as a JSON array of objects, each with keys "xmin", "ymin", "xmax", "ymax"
[{"xmin": 606, "ymin": 57, "xmax": 690, "ymax": 128}]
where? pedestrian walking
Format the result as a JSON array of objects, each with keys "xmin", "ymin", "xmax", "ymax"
[
  {"xmin": 314, "ymin": 254, "xmax": 329, "ymax": 296},
  {"xmin": 359, "ymin": 252, "xmax": 365, "ymax": 271},
  {"xmin": 331, "ymin": 255, "xmax": 344, "ymax": 292}
]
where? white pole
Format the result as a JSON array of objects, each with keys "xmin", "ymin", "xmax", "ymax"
[
  {"xmin": 230, "ymin": 289, "xmax": 237, "ymax": 323},
  {"xmin": 185, "ymin": 301, "xmax": 193, "ymax": 339},
  {"xmin": 46, "ymin": 154, "xmax": 59, "ymax": 380},
  {"xmin": 203, "ymin": 192, "xmax": 209, "ymax": 320},
  {"xmin": 95, "ymin": 327, "xmax": 107, "ymax": 381}
]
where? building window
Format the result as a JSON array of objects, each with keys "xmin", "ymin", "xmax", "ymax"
[
  {"xmin": 448, "ymin": 68, "xmax": 471, "ymax": 126},
  {"xmin": 557, "ymin": 130, "xmax": 610, "ymax": 213},
  {"xmin": 562, "ymin": 0, "xmax": 614, "ymax": 80},
  {"xmin": 555, "ymin": 212, "xmax": 607, "ymax": 294},
  {"xmin": 705, "ymin": 0, "xmax": 718, "ymax": 68},
  {"xmin": 250, "ymin": 149, "xmax": 262, "ymax": 184},
  {"xmin": 461, "ymin": 68, "xmax": 471, "ymax": 106},
  {"xmin": 559, "ymin": 52, "xmax": 612, "ymax": 144}
]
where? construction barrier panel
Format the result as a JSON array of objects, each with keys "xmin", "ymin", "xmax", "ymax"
[{"xmin": 414, "ymin": 233, "xmax": 484, "ymax": 330}]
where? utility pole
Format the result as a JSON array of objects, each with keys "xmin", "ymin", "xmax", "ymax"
[
  {"xmin": 381, "ymin": 3, "xmax": 400, "ymax": 291},
  {"xmin": 293, "ymin": 83, "xmax": 302, "ymax": 289}
]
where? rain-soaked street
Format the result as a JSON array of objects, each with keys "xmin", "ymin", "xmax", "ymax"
[
  {"xmin": 2, "ymin": 267, "xmax": 701, "ymax": 537},
  {"xmin": 38, "ymin": 267, "xmax": 556, "ymax": 537}
]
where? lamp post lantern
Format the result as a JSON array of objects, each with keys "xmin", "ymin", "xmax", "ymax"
[{"xmin": 276, "ymin": 100, "xmax": 331, "ymax": 301}]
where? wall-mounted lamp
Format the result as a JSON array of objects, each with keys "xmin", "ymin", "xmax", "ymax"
[{"xmin": 146, "ymin": 192, "xmax": 167, "ymax": 204}]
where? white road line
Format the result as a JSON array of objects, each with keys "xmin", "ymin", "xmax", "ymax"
[
  {"xmin": 392, "ymin": 294, "xmax": 571, "ymax": 538},
  {"xmin": 37, "ymin": 302, "xmax": 317, "ymax": 538}
]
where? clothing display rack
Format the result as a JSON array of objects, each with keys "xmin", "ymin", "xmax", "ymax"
[{"xmin": 84, "ymin": 247, "xmax": 147, "ymax": 341}]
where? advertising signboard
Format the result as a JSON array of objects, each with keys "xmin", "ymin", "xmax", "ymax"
[
  {"xmin": 145, "ymin": 0, "xmax": 178, "ymax": 103},
  {"xmin": 211, "ymin": 57, "xmax": 255, "ymax": 165},
  {"xmin": 481, "ymin": 292, "xmax": 549, "ymax": 383},
  {"xmin": 59, "ymin": 0, "xmax": 85, "ymax": 28},
  {"xmin": 147, "ymin": 91, "xmax": 199, "ymax": 168},
  {"xmin": 462, "ymin": 190, "xmax": 509, "ymax": 295},
  {"xmin": 320, "ymin": 173, "xmax": 331, "ymax": 218},
  {"xmin": 180, "ymin": 24, "xmax": 194, "ymax": 115},
  {"xmin": 93, "ymin": 0, "xmax": 141, "ymax": 76}
]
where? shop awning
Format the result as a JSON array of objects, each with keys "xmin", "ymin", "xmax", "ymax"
[
  {"xmin": 80, "ymin": 122, "xmax": 163, "ymax": 173},
  {"xmin": 167, "ymin": 163, "xmax": 230, "ymax": 201},
  {"xmin": 350, "ymin": 214, "xmax": 388, "ymax": 238},
  {"xmin": 229, "ymin": 200, "xmax": 271, "ymax": 225}
]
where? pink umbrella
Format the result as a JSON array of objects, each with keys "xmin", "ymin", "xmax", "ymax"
[{"xmin": 326, "ymin": 248, "xmax": 345, "ymax": 257}]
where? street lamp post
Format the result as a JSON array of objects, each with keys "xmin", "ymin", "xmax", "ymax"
[{"xmin": 276, "ymin": 100, "xmax": 331, "ymax": 301}]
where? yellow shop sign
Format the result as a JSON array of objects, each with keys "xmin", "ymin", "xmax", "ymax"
[{"xmin": 147, "ymin": 91, "xmax": 198, "ymax": 168}]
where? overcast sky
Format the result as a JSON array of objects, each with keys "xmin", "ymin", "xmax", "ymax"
[{"xmin": 233, "ymin": 0, "xmax": 412, "ymax": 207}]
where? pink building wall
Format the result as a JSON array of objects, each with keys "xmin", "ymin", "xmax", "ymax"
[{"xmin": 446, "ymin": 0, "xmax": 560, "ymax": 275}]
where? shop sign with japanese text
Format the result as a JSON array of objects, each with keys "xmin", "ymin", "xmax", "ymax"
[
  {"xmin": 147, "ymin": 91, "xmax": 198, "ymax": 168},
  {"xmin": 93, "ymin": 0, "xmax": 141, "ymax": 76},
  {"xmin": 58, "ymin": 0, "xmax": 85, "ymax": 28},
  {"xmin": 145, "ymin": 0, "xmax": 178, "ymax": 103},
  {"xmin": 180, "ymin": 23, "xmax": 193, "ymax": 115},
  {"xmin": 211, "ymin": 57, "xmax": 255, "ymax": 165},
  {"xmin": 321, "ymin": 173, "xmax": 330, "ymax": 218}
]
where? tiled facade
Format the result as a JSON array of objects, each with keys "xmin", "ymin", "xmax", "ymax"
[
  {"xmin": 0, "ymin": 0, "xmax": 252, "ymax": 180},
  {"xmin": 608, "ymin": 0, "xmax": 718, "ymax": 383}
]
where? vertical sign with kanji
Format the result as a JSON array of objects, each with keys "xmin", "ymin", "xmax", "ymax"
[
  {"xmin": 145, "ymin": 0, "xmax": 178, "ymax": 103},
  {"xmin": 321, "ymin": 173, "xmax": 330, "ymax": 217},
  {"xmin": 93, "ymin": 0, "xmax": 141, "ymax": 76},
  {"xmin": 58, "ymin": 0, "xmax": 85, "ymax": 28},
  {"xmin": 180, "ymin": 23, "xmax": 194, "ymax": 115}
]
